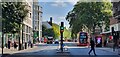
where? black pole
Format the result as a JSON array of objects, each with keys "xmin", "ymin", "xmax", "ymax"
[
  {"xmin": 60, "ymin": 31, "xmax": 63, "ymax": 52},
  {"xmin": 1, "ymin": 29, "xmax": 4, "ymax": 57},
  {"xmin": 60, "ymin": 22, "xmax": 64, "ymax": 52},
  {"xmin": 111, "ymin": 27, "xmax": 115, "ymax": 51},
  {"xmin": 18, "ymin": 36, "xmax": 20, "ymax": 50}
]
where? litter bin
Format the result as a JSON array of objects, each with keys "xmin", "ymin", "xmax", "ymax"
[{"xmin": 25, "ymin": 42, "xmax": 27, "ymax": 49}]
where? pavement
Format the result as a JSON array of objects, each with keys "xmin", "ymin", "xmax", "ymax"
[{"xmin": 0, "ymin": 43, "xmax": 46, "ymax": 57}]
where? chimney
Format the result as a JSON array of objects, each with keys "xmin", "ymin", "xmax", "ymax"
[{"xmin": 50, "ymin": 17, "xmax": 52, "ymax": 26}]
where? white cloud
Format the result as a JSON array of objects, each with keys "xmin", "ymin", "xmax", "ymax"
[
  {"xmin": 51, "ymin": 2, "xmax": 67, "ymax": 7},
  {"xmin": 39, "ymin": 0, "xmax": 79, "ymax": 4},
  {"xmin": 58, "ymin": 16, "xmax": 65, "ymax": 20},
  {"xmin": 50, "ymin": 0, "xmax": 67, "ymax": 7},
  {"xmin": 66, "ymin": 0, "xmax": 79, "ymax": 5},
  {"xmin": 48, "ymin": 0, "xmax": 79, "ymax": 7}
]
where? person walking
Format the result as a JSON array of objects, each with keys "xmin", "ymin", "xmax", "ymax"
[
  {"xmin": 14, "ymin": 41, "xmax": 18, "ymax": 49},
  {"xmin": 28, "ymin": 40, "xmax": 31, "ymax": 47},
  {"xmin": 104, "ymin": 39, "xmax": 107, "ymax": 47},
  {"xmin": 88, "ymin": 39, "xmax": 97, "ymax": 56},
  {"xmin": 8, "ymin": 40, "xmax": 11, "ymax": 49}
]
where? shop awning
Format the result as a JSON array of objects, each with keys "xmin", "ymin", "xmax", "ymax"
[{"xmin": 100, "ymin": 31, "xmax": 111, "ymax": 34}]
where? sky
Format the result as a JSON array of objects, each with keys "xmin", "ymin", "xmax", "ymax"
[
  {"xmin": 39, "ymin": 0, "xmax": 79, "ymax": 29},
  {"xmin": 38, "ymin": 0, "xmax": 112, "ymax": 29}
]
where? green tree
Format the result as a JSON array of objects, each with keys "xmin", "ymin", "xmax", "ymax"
[
  {"xmin": 2, "ymin": 2, "xmax": 29, "ymax": 33},
  {"xmin": 42, "ymin": 25, "xmax": 55, "ymax": 38},
  {"xmin": 2, "ymin": 2, "xmax": 29, "ymax": 50},
  {"xmin": 66, "ymin": 1, "xmax": 112, "ymax": 37}
]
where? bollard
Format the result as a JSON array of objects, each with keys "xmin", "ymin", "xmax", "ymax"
[
  {"xmin": 25, "ymin": 42, "xmax": 27, "ymax": 49},
  {"xmin": 31, "ymin": 43, "xmax": 33, "ymax": 48},
  {"xmin": 18, "ymin": 43, "xmax": 22, "ymax": 50}
]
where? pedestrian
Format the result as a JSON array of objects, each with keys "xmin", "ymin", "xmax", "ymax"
[
  {"xmin": 14, "ymin": 41, "xmax": 18, "ymax": 49},
  {"xmin": 104, "ymin": 39, "xmax": 107, "ymax": 47},
  {"xmin": 28, "ymin": 40, "xmax": 31, "ymax": 47},
  {"xmin": 8, "ymin": 40, "xmax": 11, "ymax": 49},
  {"xmin": 88, "ymin": 38, "xmax": 97, "ymax": 56}
]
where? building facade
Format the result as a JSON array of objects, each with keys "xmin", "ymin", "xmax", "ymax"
[
  {"xmin": 0, "ymin": 0, "xmax": 35, "ymax": 47},
  {"xmin": 101, "ymin": 2, "xmax": 120, "ymax": 47},
  {"xmin": 22, "ymin": 0, "xmax": 33, "ymax": 43},
  {"xmin": 111, "ymin": 2, "xmax": 120, "ymax": 31},
  {"xmin": 33, "ymin": 0, "xmax": 42, "ymax": 43}
]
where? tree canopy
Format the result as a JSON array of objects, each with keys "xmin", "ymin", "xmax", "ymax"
[
  {"xmin": 2, "ymin": 2, "xmax": 29, "ymax": 33},
  {"xmin": 66, "ymin": 1, "xmax": 112, "ymax": 38}
]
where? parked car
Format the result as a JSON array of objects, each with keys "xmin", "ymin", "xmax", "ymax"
[{"xmin": 47, "ymin": 37, "xmax": 53, "ymax": 44}]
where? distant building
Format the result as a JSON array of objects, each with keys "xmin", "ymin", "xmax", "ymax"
[
  {"xmin": 111, "ymin": 2, "xmax": 120, "ymax": 32},
  {"xmin": 33, "ymin": 0, "xmax": 42, "ymax": 43},
  {"xmin": 42, "ymin": 22, "xmax": 52, "ymax": 29},
  {"xmin": 100, "ymin": 2, "xmax": 120, "ymax": 48},
  {"xmin": 101, "ymin": 2, "xmax": 120, "ymax": 34}
]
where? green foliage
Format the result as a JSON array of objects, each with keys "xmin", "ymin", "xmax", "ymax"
[
  {"xmin": 52, "ymin": 23, "xmax": 60, "ymax": 39},
  {"xmin": 42, "ymin": 23, "xmax": 71, "ymax": 39},
  {"xmin": 52, "ymin": 23, "xmax": 71, "ymax": 39},
  {"xmin": 66, "ymin": 1, "xmax": 112, "ymax": 37},
  {"xmin": 42, "ymin": 25, "xmax": 55, "ymax": 38},
  {"xmin": 2, "ymin": 2, "xmax": 29, "ymax": 33}
]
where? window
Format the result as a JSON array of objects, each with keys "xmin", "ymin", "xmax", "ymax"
[
  {"xmin": 38, "ymin": 12, "xmax": 39, "ymax": 20},
  {"xmin": 118, "ymin": 5, "xmax": 120, "ymax": 11},
  {"xmin": 23, "ymin": 25, "xmax": 25, "ymax": 32},
  {"xmin": 38, "ymin": 6, "xmax": 39, "ymax": 10},
  {"xmin": 30, "ymin": 13, "xmax": 31, "ymax": 18}
]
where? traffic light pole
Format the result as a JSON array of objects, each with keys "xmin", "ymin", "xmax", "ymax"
[
  {"xmin": 60, "ymin": 31, "xmax": 63, "ymax": 52},
  {"xmin": 111, "ymin": 27, "xmax": 119, "ymax": 51},
  {"xmin": 60, "ymin": 22, "xmax": 64, "ymax": 52},
  {"xmin": 112, "ymin": 27, "xmax": 115, "ymax": 51}
]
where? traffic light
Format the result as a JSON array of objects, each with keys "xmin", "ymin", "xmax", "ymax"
[
  {"xmin": 60, "ymin": 22, "xmax": 64, "ymax": 32},
  {"xmin": 60, "ymin": 26, "xmax": 64, "ymax": 32}
]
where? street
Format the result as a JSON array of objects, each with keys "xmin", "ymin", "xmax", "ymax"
[{"xmin": 1, "ymin": 42, "xmax": 119, "ymax": 57}]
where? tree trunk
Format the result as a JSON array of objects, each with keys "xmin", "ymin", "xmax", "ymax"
[{"xmin": 93, "ymin": 26, "xmax": 95, "ymax": 34}]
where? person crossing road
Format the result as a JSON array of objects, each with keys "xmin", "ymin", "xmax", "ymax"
[{"xmin": 88, "ymin": 38, "xmax": 97, "ymax": 56}]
